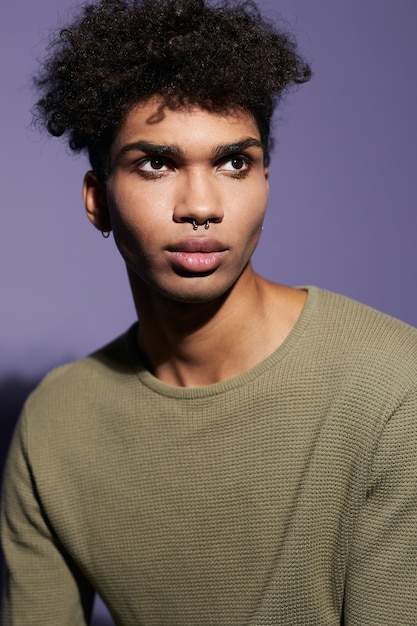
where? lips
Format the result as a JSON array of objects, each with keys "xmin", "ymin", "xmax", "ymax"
[
  {"xmin": 166, "ymin": 238, "xmax": 228, "ymax": 273},
  {"xmin": 167, "ymin": 238, "xmax": 227, "ymax": 253}
]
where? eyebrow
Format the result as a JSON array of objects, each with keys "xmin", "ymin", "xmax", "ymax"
[
  {"xmin": 213, "ymin": 137, "xmax": 263, "ymax": 157},
  {"xmin": 114, "ymin": 137, "xmax": 263, "ymax": 163},
  {"xmin": 116, "ymin": 140, "xmax": 185, "ymax": 160}
]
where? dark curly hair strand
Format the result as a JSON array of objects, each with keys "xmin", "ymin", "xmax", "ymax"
[{"xmin": 34, "ymin": 0, "xmax": 311, "ymax": 181}]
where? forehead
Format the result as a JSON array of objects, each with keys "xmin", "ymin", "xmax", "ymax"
[{"xmin": 111, "ymin": 97, "xmax": 261, "ymax": 154}]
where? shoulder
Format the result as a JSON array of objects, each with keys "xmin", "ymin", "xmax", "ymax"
[
  {"xmin": 20, "ymin": 325, "xmax": 139, "ymax": 436},
  {"xmin": 309, "ymin": 286, "xmax": 417, "ymax": 376},
  {"xmin": 295, "ymin": 289, "xmax": 417, "ymax": 491},
  {"xmin": 311, "ymin": 286, "xmax": 417, "ymax": 337},
  {"xmin": 295, "ymin": 288, "xmax": 417, "ymax": 429},
  {"xmin": 37, "ymin": 323, "xmax": 136, "ymax": 386}
]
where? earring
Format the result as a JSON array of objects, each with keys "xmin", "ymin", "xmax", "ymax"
[{"xmin": 101, "ymin": 231, "xmax": 111, "ymax": 239}]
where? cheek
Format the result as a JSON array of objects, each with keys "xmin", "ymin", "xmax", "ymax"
[
  {"xmin": 104, "ymin": 191, "xmax": 145, "ymax": 263},
  {"xmin": 241, "ymin": 186, "xmax": 268, "ymax": 230},
  {"xmin": 106, "ymin": 187, "xmax": 163, "ymax": 241},
  {"xmin": 242, "ymin": 189, "xmax": 268, "ymax": 250}
]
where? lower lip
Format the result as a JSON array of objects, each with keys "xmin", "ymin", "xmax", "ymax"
[{"xmin": 168, "ymin": 251, "xmax": 226, "ymax": 273}]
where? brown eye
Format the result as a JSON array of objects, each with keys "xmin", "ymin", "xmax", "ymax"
[
  {"xmin": 149, "ymin": 158, "xmax": 165, "ymax": 170},
  {"xmin": 219, "ymin": 155, "xmax": 250, "ymax": 174},
  {"xmin": 138, "ymin": 157, "xmax": 170, "ymax": 175},
  {"xmin": 231, "ymin": 157, "xmax": 245, "ymax": 170}
]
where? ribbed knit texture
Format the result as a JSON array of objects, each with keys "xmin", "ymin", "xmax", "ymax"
[{"xmin": 2, "ymin": 287, "xmax": 417, "ymax": 625}]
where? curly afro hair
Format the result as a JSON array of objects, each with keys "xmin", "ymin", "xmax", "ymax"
[{"xmin": 34, "ymin": 0, "xmax": 311, "ymax": 181}]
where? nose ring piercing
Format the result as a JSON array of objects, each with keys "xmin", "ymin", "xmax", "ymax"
[{"xmin": 192, "ymin": 220, "xmax": 210, "ymax": 230}]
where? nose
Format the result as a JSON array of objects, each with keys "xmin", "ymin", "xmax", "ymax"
[{"xmin": 172, "ymin": 168, "xmax": 224, "ymax": 228}]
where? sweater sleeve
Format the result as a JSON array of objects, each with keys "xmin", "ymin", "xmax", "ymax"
[
  {"xmin": 1, "ymin": 410, "xmax": 95, "ymax": 626},
  {"xmin": 343, "ymin": 385, "xmax": 417, "ymax": 625}
]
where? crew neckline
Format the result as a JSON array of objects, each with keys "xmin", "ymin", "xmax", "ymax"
[{"xmin": 125, "ymin": 286, "xmax": 319, "ymax": 399}]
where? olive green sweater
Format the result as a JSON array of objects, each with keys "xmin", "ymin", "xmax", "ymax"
[{"xmin": 2, "ymin": 287, "xmax": 417, "ymax": 625}]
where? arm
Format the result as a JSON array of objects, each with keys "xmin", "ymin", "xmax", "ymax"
[
  {"xmin": 344, "ymin": 386, "xmax": 417, "ymax": 625},
  {"xmin": 1, "ymin": 411, "xmax": 95, "ymax": 625}
]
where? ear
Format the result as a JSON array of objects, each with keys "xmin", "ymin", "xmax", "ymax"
[
  {"xmin": 264, "ymin": 167, "xmax": 269, "ymax": 192},
  {"xmin": 83, "ymin": 171, "xmax": 112, "ymax": 233}
]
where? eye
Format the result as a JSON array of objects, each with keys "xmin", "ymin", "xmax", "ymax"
[
  {"xmin": 140, "ymin": 157, "xmax": 169, "ymax": 171},
  {"xmin": 135, "ymin": 156, "xmax": 175, "ymax": 179},
  {"xmin": 230, "ymin": 157, "xmax": 247, "ymax": 170},
  {"xmin": 218, "ymin": 155, "xmax": 251, "ymax": 175}
]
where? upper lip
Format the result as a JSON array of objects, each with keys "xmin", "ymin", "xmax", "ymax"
[{"xmin": 167, "ymin": 238, "xmax": 228, "ymax": 253}]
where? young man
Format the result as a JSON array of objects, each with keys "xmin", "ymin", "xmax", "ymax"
[{"xmin": 2, "ymin": 0, "xmax": 417, "ymax": 624}]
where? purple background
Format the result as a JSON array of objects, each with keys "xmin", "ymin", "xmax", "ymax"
[{"xmin": 1, "ymin": 1, "xmax": 416, "ymax": 623}]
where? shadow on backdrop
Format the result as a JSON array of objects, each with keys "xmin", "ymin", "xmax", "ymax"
[
  {"xmin": 0, "ymin": 375, "xmax": 115, "ymax": 625},
  {"xmin": 0, "ymin": 375, "xmax": 43, "ymax": 613}
]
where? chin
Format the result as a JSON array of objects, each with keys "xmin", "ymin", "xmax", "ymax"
[
  {"xmin": 159, "ymin": 277, "xmax": 235, "ymax": 306},
  {"xmin": 129, "ymin": 264, "xmax": 245, "ymax": 307},
  {"xmin": 165, "ymin": 288, "xmax": 228, "ymax": 306}
]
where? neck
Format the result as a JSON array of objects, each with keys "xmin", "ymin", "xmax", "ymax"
[{"xmin": 128, "ymin": 266, "xmax": 306, "ymax": 387}]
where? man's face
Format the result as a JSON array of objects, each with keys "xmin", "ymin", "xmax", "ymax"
[{"xmin": 88, "ymin": 97, "xmax": 269, "ymax": 305}]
